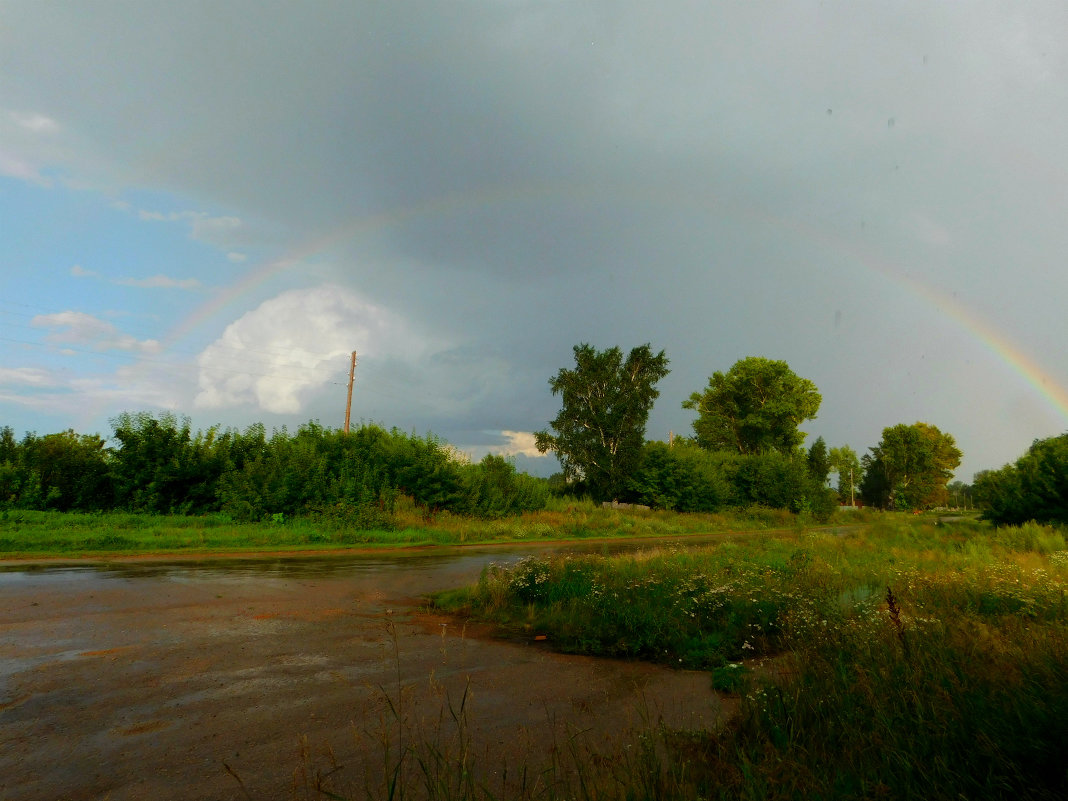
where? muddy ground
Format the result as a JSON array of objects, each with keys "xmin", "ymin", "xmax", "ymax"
[{"xmin": 0, "ymin": 552, "xmax": 728, "ymax": 801}]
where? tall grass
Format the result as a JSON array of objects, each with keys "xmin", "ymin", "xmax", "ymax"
[
  {"xmin": 432, "ymin": 517, "xmax": 1068, "ymax": 799},
  {"xmin": 0, "ymin": 501, "xmax": 851, "ymax": 557}
]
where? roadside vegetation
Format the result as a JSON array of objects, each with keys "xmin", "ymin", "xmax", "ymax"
[
  {"xmin": 0, "ymin": 352, "xmax": 980, "ymax": 542},
  {"xmin": 0, "ymin": 499, "xmax": 855, "ymax": 558},
  {"xmin": 427, "ymin": 516, "xmax": 1068, "ymax": 800}
]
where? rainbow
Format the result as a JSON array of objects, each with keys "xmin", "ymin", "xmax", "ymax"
[
  {"xmin": 789, "ymin": 216, "xmax": 1068, "ymax": 425},
  {"xmin": 164, "ymin": 182, "xmax": 1068, "ymax": 426}
]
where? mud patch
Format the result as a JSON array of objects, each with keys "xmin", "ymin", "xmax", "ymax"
[
  {"xmin": 0, "ymin": 552, "xmax": 727, "ymax": 801},
  {"xmin": 118, "ymin": 719, "xmax": 172, "ymax": 736}
]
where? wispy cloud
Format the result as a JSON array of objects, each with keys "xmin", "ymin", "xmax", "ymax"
[
  {"xmin": 31, "ymin": 311, "xmax": 161, "ymax": 354},
  {"xmin": 115, "ymin": 274, "xmax": 202, "ymax": 290},
  {"xmin": 0, "ymin": 108, "xmax": 61, "ymax": 185},
  {"xmin": 70, "ymin": 264, "xmax": 201, "ymax": 290},
  {"xmin": 136, "ymin": 208, "xmax": 246, "ymax": 249},
  {"xmin": 0, "ymin": 366, "xmax": 58, "ymax": 388},
  {"xmin": 0, "ymin": 150, "xmax": 49, "ymax": 185},
  {"xmin": 9, "ymin": 110, "xmax": 59, "ymax": 134}
]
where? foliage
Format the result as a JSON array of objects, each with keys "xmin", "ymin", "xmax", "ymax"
[
  {"xmin": 828, "ymin": 444, "xmax": 862, "ymax": 505},
  {"xmin": 535, "ymin": 343, "xmax": 670, "ymax": 501},
  {"xmin": 0, "ymin": 415, "xmax": 551, "ymax": 524},
  {"xmin": 945, "ymin": 479, "xmax": 974, "ymax": 509},
  {"xmin": 460, "ymin": 454, "xmax": 549, "ymax": 518},
  {"xmin": 628, "ymin": 441, "xmax": 838, "ymax": 520},
  {"xmin": 860, "ymin": 422, "xmax": 962, "ymax": 510},
  {"xmin": 438, "ymin": 517, "xmax": 1068, "ymax": 800},
  {"xmin": 974, "ymin": 433, "xmax": 1068, "ymax": 525},
  {"xmin": 806, "ymin": 435, "xmax": 830, "ymax": 485},
  {"xmin": 683, "ymin": 357, "xmax": 821, "ymax": 455},
  {"xmin": 109, "ymin": 412, "xmax": 233, "ymax": 514},
  {"xmin": 0, "ymin": 429, "xmax": 112, "ymax": 511},
  {"xmin": 626, "ymin": 440, "xmax": 735, "ymax": 512},
  {"xmin": 0, "ymin": 502, "xmax": 828, "ymax": 557}
]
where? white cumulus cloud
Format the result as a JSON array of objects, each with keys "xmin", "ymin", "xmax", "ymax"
[
  {"xmin": 493, "ymin": 430, "xmax": 545, "ymax": 459},
  {"xmin": 195, "ymin": 285, "xmax": 423, "ymax": 414}
]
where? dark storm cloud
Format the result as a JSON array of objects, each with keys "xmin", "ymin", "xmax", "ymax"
[{"xmin": 3, "ymin": 1, "xmax": 1068, "ymax": 478}]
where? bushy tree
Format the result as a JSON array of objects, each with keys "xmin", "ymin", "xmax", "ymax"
[
  {"xmin": 807, "ymin": 436, "xmax": 831, "ymax": 485},
  {"xmin": 829, "ymin": 445, "xmax": 862, "ymax": 506},
  {"xmin": 684, "ymin": 357, "xmax": 821, "ymax": 455},
  {"xmin": 535, "ymin": 343, "xmax": 670, "ymax": 501},
  {"xmin": 628, "ymin": 440, "xmax": 837, "ymax": 520},
  {"xmin": 627, "ymin": 440, "xmax": 735, "ymax": 512},
  {"xmin": 974, "ymin": 434, "xmax": 1068, "ymax": 525},
  {"xmin": 5, "ymin": 429, "xmax": 112, "ymax": 511},
  {"xmin": 2, "ymin": 414, "xmax": 551, "ymax": 522},
  {"xmin": 460, "ymin": 455, "xmax": 549, "ymax": 518},
  {"xmin": 860, "ymin": 422, "xmax": 961, "ymax": 510},
  {"xmin": 110, "ymin": 412, "xmax": 229, "ymax": 514}
]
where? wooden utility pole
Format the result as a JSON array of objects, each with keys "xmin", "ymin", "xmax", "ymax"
[{"xmin": 343, "ymin": 350, "xmax": 358, "ymax": 433}]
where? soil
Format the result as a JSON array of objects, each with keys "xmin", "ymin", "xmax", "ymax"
[{"xmin": 0, "ymin": 552, "xmax": 730, "ymax": 801}]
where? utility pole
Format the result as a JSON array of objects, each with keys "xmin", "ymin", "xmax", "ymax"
[{"xmin": 343, "ymin": 350, "xmax": 357, "ymax": 434}]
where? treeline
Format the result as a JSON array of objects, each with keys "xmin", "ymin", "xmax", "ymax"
[
  {"xmin": 536, "ymin": 348, "xmax": 962, "ymax": 518},
  {"xmin": 0, "ymin": 413, "xmax": 547, "ymax": 524},
  {"xmin": 623, "ymin": 438, "xmax": 838, "ymax": 518},
  {"xmin": 974, "ymin": 433, "xmax": 1068, "ymax": 526},
  {"xmin": 2, "ymin": 350, "xmax": 982, "ymax": 524}
]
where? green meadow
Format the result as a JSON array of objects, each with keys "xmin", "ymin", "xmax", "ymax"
[
  {"xmin": 432, "ymin": 516, "xmax": 1068, "ymax": 800},
  {"xmin": 0, "ymin": 500, "xmax": 831, "ymax": 558}
]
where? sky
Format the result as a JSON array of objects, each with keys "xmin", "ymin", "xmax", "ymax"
[{"xmin": 2, "ymin": 1, "xmax": 1067, "ymax": 482}]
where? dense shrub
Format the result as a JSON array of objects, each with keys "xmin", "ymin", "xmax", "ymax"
[
  {"xmin": 975, "ymin": 433, "xmax": 1068, "ymax": 525},
  {"xmin": 628, "ymin": 440, "xmax": 837, "ymax": 520},
  {"xmin": 0, "ymin": 416, "xmax": 551, "ymax": 523}
]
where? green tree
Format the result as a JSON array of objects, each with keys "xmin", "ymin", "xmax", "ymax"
[
  {"xmin": 807, "ymin": 436, "xmax": 831, "ymax": 485},
  {"xmin": 683, "ymin": 357, "xmax": 821, "ymax": 455},
  {"xmin": 860, "ymin": 422, "xmax": 962, "ymax": 510},
  {"xmin": 829, "ymin": 445, "xmax": 862, "ymax": 506},
  {"xmin": 3, "ymin": 429, "xmax": 112, "ymax": 510},
  {"xmin": 535, "ymin": 343, "xmax": 670, "ymax": 501},
  {"xmin": 0, "ymin": 426, "xmax": 16, "ymax": 463},
  {"xmin": 627, "ymin": 440, "xmax": 736, "ymax": 512},
  {"xmin": 945, "ymin": 480, "xmax": 973, "ymax": 509},
  {"xmin": 974, "ymin": 434, "xmax": 1068, "ymax": 525},
  {"xmin": 109, "ymin": 412, "xmax": 224, "ymax": 513}
]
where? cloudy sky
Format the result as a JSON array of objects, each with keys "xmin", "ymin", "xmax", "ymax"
[{"xmin": 2, "ymin": 1, "xmax": 1067, "ymax": 480}]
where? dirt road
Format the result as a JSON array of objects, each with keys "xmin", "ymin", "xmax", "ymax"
[{"xmin": 0, "ymin": 552, "xmax": 727, "ymax": 801}]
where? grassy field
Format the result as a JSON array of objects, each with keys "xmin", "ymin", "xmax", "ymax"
[
  {"xmin": 0, "ymin": 499, "xmax": 853, "ymax": 558},
  {"xmin": 432, "ymin": 516, "xmax": 1068, "ymax": 800}
]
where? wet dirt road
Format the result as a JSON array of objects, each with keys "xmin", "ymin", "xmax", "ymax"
[{"xmin": 0, "ymin": 550, "xmax": 727, "ymax": 801}]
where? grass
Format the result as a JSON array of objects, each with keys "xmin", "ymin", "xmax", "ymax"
[
  {"xmin": 0, "ymin": 499, "xmax": 862, "ymax": 558},
  {"xmin": 428, "ymin": 516, "xmax": 1068, "ymax": 800}
]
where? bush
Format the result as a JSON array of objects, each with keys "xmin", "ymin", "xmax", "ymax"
[{"xmin": 976, "ymin": 433, "xmax": 1068, "ymax": 525}]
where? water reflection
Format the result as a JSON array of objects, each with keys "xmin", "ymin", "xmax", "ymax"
[{"xmin": 0, "ymin": 534, "xmax": 731, "ymax": 584}]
